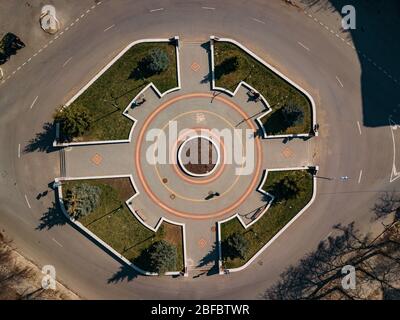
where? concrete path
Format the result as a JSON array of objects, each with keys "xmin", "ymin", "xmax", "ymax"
[
  {"xmin": 59, "ymin": 41, "xmax": 316, "ymax": 277},
  {"xmin": 179, "ymin": 41, "xmax": 211, "ymax": 92}
]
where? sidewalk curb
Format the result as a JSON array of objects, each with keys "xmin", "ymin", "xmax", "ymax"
[
  {"xmin": 217, "ymin": 166, "xmax": 318, "ymax": 274},
  {"xmin": 53, "ymin": 36, "xmax": 181, "ymax": 147},
  {"xmin": 55, "ymin": 175, "xmax": 188, "ymax": 277},
  {"xmin": 210, "ymin": 36, "xmax": 318, "ymax": 139}
]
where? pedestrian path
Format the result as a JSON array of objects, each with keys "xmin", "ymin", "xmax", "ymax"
[
  {"xmin": 60, "ymin": 40, "xmax": 318, "ymax": 277},
  {"xmin": 179, "ymin": 41, "xmax": 211, "ymax": 92},
  {"xmin": 185, "ymin": 220, "xmax": 218, "ymax": 276}
]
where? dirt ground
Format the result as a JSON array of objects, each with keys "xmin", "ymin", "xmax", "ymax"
[{"xmin": 0, "ymin": 232, "xmax": 80, "ymax": 300}]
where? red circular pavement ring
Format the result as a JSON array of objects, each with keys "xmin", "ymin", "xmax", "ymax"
[{"xmin": 134, "ymin": 93, "xmax": 262, "ymax": 220}]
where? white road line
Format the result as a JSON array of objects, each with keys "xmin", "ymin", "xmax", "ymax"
[
  {"xmin": 251, "ymin": 17, "xmax": 266, "ymax": 24},
  {"xmin": 358, "ymin": 170, "xmax": 363, "ymax": 184},
  {"xmin": 335, "ymin": 76, "xmax": 344, "ymax": 88},
  {"xmin": 103, "ymin": 24, "xmax": 115, "ymax": 32},
  {"xmin": 24, "ymin": 194, "xmax": 31, "ymax": 209},
  {"xmin": 62, "ymin": 57, "xmax": 73, "ymax": 68},
  {"xmin": 297, "ymin": 41, "xmax": 310, "ymax": 52},
  {"xmin": 29, "ymin": 96, "xmax": 39, "ymax": 109},
  {"xmin": 202, "ymin": 6, "xmax": 215, "ymax": 10},
  {"xmin": 18, "ymin": 144, "xmax": 21, "ymax": 158},
  {"xmin": 357, "ymin": 121, "xmax": 362, "ymax": 135},
  {"xmin": 150, "ymin": 8, "xmax": 164, "ymax": 12},
  {"xmin": 52, "ymin": 238, "xmax": 63, "ymax": 247},
  {"xmin": 303, "ymin": 10, "xmax": 400, "ymax": 87}
]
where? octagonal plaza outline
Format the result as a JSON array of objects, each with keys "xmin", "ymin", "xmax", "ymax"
[{"xmin": 54, "ymin": 36, "xmax": 318, "ymax": 276}]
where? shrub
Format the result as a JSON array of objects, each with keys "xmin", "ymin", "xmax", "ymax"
[
  {"xmin": 225, "ymin": 232, "xmax": 249, "ymax": 260},
  {"xmin": 64, "ymin": 183, "xmax": 101, "ymax": 219},
  {"xmin": 281, "ymin": 103, "xmax": 304, "ymax": 127},
  {"xmin": 54, "ymin": 106, "xmax": 91, "ymax": 141},
  {"xmin": 147, "ymin": 240, "xmax": 177, "ymax": 274},
  {"xmin": 148, "ymin": 48, "xmax": 169, "ymax": 74}
]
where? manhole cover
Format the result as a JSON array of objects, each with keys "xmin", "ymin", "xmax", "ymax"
[
  {"xmin": 162, "ymin": 178, "xmax": 168, "ymax": 183},
  {"xmin": 170, "ymin": 194, "xmax": 176, "ymax": 200}
]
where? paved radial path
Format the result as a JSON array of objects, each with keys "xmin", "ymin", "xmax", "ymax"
[
  {"xmin": 62, "ymin": 41, "xmax": 315, "ymax": 275},
  {"xmin": 0, "ymin": 0, "xmax": 398, "ymax": 299}
]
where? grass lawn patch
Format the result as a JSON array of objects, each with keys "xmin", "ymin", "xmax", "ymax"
[
  {"xmin": 214, "ymin": 42, "xmax": 312, "ymax": 135},
  {"xmin": 220, "ymin": 170, "xmax": 313, "ymax": 269},
  {"xmin": 65, "ymin": 42, "xmax": 178, "ymax": 142},
  {"xmin": 62, "ymin": 178, "xmax": 184, "ymax": 273}
]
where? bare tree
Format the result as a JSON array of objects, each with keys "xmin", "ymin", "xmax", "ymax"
[{"xmin": 264, "ymin": 212, "xmax": 400, "ymax": 299}]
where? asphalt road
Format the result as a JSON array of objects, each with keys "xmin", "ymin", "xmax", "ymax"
[{"xmin": 0, "ymin": 0, "xmax": 398, "ymax": 299}]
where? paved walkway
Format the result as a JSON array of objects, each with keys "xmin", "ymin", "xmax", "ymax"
[{"xmin": 61, "ymin": 41, "xmax": 317, "ymax": 276}]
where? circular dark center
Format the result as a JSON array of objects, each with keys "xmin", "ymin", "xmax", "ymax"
[{"xmin": 179, "ymin": 137, "xmax": 218, "ymax": 176}]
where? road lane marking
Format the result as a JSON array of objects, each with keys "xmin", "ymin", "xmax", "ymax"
[
  {"xmin": 358, "ymin": 170, "xmax": 363, "ymax": 184},
  {"xmin": 0, "ymin": 2, "xmax": 104, "ymax": 87},
  {"xmin": 29, "ymin": 96, "xmax": 39, "ymax": 109},
  {"xmin": 303, "ymin": 10, "xmax": 399, "ymax": 87},
  {"xmin": 202, "ymin": 6, "xmax": 215, "ymax": 10},
  {"xmin": 103, "ymin": 24, "xmax": 115, "ymax": 32},
  {"xmin": 357, "ymin": 121, "xmax": 362, "ymax": 135},
  {"xmin": 62, "ymin": 57, "xmax": 73, "ymax": 67},
  {"xmin": 24, "ymin": 194, "xmax": 31, "ymax": 209},
  {"xmin": 335, "ymin": 76, "xmax": 344, "ymax": 88},
  {"xmin": 297, "ymin": 41, "xmax": 310, "ymax": 52},
  {"xmin": 150, "ymin": 8, "xmax": 164, "ymax": 12},
  {"xmin": 52, "ymin": 238, "xmax": 63, "ymax": 247},
  {"xmin": 251, "ymin": 17, "xmax": 266, "ymax": 24},
  {"xmin": 18, "ymin": 144, "xmax": 21, "ymax": 158}
]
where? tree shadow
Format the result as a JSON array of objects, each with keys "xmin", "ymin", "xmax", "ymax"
[
  {"xmin": 214, "ymin": 56, "xmax": 239, "ymax": 81},
  {"xmin": 371, "ymin": 191, "xmax": 400, "ymax": 221},
  {"xmin": 261, "ymin": 110, "xmax": 290, "ymax": 136},
  {"xmin": 107, "ymin": 263, "xmax": 139, "ymax": 284},
  {"xmin": 200, "ymin": 41, "xmax": 212, "ymax": 85},
  {"xmin": 197, "ymin": 243, "xmax": 219, "ymax": 276},
  {"xmin": 24, "ymin": 122, "xmax": 57, "ymax": 153},
  {"xmin": 129, "ymin": 57, "xmax": 154, "ymax": 80},
  {"xmin": 299, "ymin": 0, "xmax": 400, "ymax": 128},
  {"xmin": 36, "ymin": 202, "xmax": 67, "ymax": 231}
]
